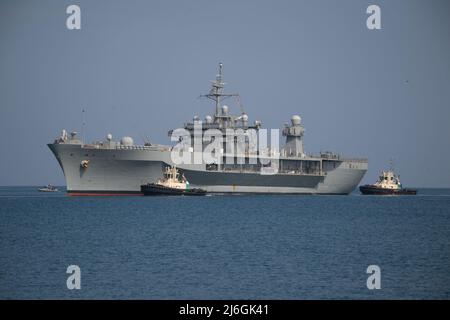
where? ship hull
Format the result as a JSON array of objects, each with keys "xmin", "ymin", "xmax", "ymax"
[
  {"xmin": 359, "ymin": 185, "xmax": 417, "ymax": 195},
  {"xmin": 141, "ymin": 184, "xmax": 207, "ymax": 196},
  {"xmin": 48, "ymin": 143, "xmax": 367, "ymax": 195}
]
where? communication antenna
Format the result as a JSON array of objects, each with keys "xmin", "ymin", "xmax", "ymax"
[
  {"xmin": 81, "ymin": 107, "xmax": 86, "ymax": 145},
  {"xmin": 199, "ymin": 63, "xmax": 239, "ymax": 122},
  {"xmin": 236, "ymin": 94, "xmax": 245, "ymax": 115},
  {"xmin": 389, "ymin": 158, "xmax": 395, "ymax": 171},
  {"xmin": 140, "ymin": 133, "xmax": 151, "ymax": 146}
]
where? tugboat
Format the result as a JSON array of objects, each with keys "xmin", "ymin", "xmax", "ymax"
[
  {"xmin": 141, "ymin": 166, "xmax": 207, "ymax": 196},
  {"xmin": 359, "ymin": 169, "xmax": 417, "ymax": 195},
  {"xmin": 38, "ymin": 184, "xmax": 59, "ymax": 192}
]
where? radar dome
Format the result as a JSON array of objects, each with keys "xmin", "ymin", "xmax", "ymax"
[
  {"xmin": 242, "ymin": 114, "xmax": 248, "ymax": 121},
  {"xmin": 205, "ymin": 115, "xmax": 213, "ymax": 124},
  {"xmin": 120, "ymin": 136, "xmax": 134, "ymax": 146},
  {"xmin": 291, "ymin": 115, "xmax": 301, "ymax": 126},
  {"xmin": 106, "ymin": 133, "xmax": 112, "ymax": 141},
  {"xmin": 221, "ymin": 105, "xmax": 228, "ymax": 115}
]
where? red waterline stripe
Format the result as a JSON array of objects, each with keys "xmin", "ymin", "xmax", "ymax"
[{"xmin": 67, "ymin": 193, "xmax": 143, "ymax": 196}]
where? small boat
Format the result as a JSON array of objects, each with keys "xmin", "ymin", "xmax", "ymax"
[
  {"xmin": 360, "ymin": 169, "xmax": 417, "ymax": 195},
  {"xmin": 141, "ymin": 166, "xmax": 207, "ymax": 196},
  {"xmin": 38, "ymin": 184, "xmax": 59, "ymax": 192}
]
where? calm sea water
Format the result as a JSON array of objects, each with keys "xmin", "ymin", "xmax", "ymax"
[{"xmin": 0, "ymin": 187, "xmax": 449, "ymax": 299}]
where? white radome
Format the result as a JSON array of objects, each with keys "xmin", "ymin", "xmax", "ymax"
[
  {"xmin": 222, "ymin": 105, "xmax": 228, "ymax": 114},
  {"xmin": 291, "ymin": 115, "xmax": 301, "ymax": 126},
  {"xmin": 120, "ymin": 136, "xmax": 134, "ymax": 146}
]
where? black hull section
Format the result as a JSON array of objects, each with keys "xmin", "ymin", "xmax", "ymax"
[
  {"xmin": 359, "ymin": 185, "xmax": 417, "ymax": 195},
  {"xmin": 141, "ymin": 184, "xmax": 207, "ymax": 196},
  {"xmin": 67, "ymin": 190, "xmax": 142, "ymax": 196}
]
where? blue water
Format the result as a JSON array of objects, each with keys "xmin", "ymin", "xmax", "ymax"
[{"xmin": 0, "ymin": 187, "xmax": 449, "ymax": 299}]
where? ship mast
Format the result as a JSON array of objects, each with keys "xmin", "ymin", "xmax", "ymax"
[
  {"xmin": 200, "ymin": 63, "xmax": 239, "ymax": 124},
  {"xmin": 389, "ymin": 158, "xmax": 395, "ymax": 172}
]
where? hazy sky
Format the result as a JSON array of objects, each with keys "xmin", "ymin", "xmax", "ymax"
[{"xmin": 1, "ymin": 0, "xmax": 449, "ymax": 187}]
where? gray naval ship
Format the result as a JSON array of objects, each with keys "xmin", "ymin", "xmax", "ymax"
[{"xmin": 48, "ymin": 64, "xmax": 368, "ymax": 195}]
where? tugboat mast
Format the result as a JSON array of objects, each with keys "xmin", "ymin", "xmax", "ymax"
[
  {"xmin": 200, "ymin": 63, "xmax": 239, "ymax": 124},
  {"xmin": 389, "ymin": 158, "xmax": 395, "ymax": 172}
]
